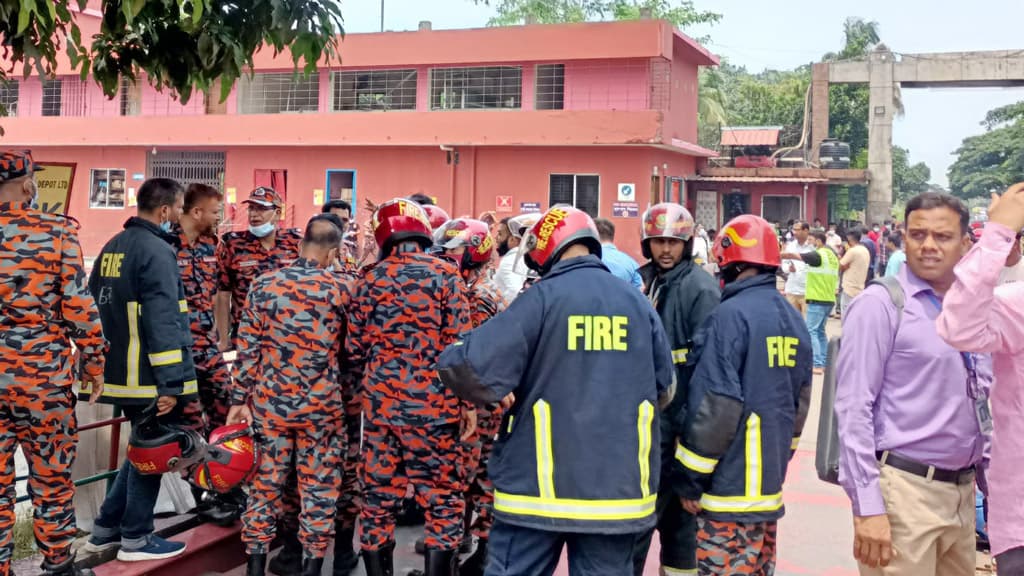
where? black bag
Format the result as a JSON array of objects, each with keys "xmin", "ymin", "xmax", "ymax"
[{"xmin": 815, "ymin": 276, "xmax": 904, "ymax": 484}]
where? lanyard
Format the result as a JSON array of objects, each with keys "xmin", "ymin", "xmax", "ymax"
[{"xmin": 925, "ymin": 293, "xmax": 981, "ymax": 399}]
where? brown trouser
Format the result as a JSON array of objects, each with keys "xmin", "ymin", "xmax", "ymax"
[
  {"xmin": 785, "ymin": 293, "xmax": 807, "ymax": 316},
  {"xmin": 858, "ymin": 465, "xmax": 975, "ymax": 576}
]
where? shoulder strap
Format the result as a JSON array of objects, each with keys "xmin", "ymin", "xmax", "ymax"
[{"xmin": 867, "ymin": 275, "xmax": 904, "ymax": 326}]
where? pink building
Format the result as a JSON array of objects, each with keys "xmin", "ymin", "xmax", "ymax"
[{"xmin": 1, "ymin": 14, "xmax": 719, "ymax": 257}]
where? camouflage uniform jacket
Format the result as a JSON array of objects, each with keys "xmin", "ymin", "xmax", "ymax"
[
  {"xmin": 232, "ymin": 257, "xmax": 350, "ymax": 426},
  {"xmin": 347, "ymin": 248, "xmax": 472, "ymax": 427},
  {"xmin": 0, "ymin": 201, "xmax": 106, "ymax": 386},
  {"xmin": 173, "ymin": 224, "xmax": 219, "ymax": 350},
  {"xmin": 216, "ymin": 228, "xmax": 301, "ymax": 332}
]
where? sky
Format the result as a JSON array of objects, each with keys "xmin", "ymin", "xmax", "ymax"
[{"xmin": 338, "ymin": 0, "xmax": 1024, "ymax": 187}]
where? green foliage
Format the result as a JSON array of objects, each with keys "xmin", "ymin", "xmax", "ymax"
[
  {"xmin": 480, "ymin": 0, "xmax": 720, "ymax": 29},
  {"xmin": 892, "ymin": 145, "xmax": 931, "ymax": 202},
  {"xmin": 948, "ymin": 101, "xmax": 1024, "ymax": 200},
  {"xmin": 0, "ymin": 0, "xmax": 345, "ymax": 105}
]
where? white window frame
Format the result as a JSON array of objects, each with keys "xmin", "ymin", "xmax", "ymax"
[{"xmin": 90, "ymin": 168, "xmax": 128, "ymax": 210}]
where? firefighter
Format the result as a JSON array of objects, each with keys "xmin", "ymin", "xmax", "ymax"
[
  {"xmin": 83, "ymin": 178, "xmax": 196, "ymax": 562},
  {"xmin": 493, "ymin": 214, "xmax": 540, "ymax": 304},
  {"xmin": 423, "ymin": 204, "xmax": 451, "ymax": 232},
  {"xmin": 227, "ymin": 215, "xmax": 351, "ymax": 576},
  {"xmin": 347, "ymin": 198, "xmax": 473, "ymax": 576},
  {"xmin": 171, "ymin": 183, "xmax": 239, "ymax": 524},
  {"xmin": 673, "ymin": 214, "xmax": 812, "ymax": 575},
  {"xmin": 437, "ymin": 205, "xmax": 675, "ymax": 576},
  {"xmin": 432, "ymin": 218, "xmax": 506, "ymax": 576},
  {"xmin": 214, "ymin": 186, "xmax": 304, "ymax": 573},
  {"xmin": 634, "ymin": 202, "xmax": 721, "ymax": 576},
  {"xmin": 0, "ymin": 150, "xmax": 106, "ymax": 576}
]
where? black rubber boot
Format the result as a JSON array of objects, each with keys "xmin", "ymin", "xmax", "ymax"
[
  {"xmin": 269, "ymin": 531, "xmax": 303, "ymax": 575},
  {"xmin": 247, "ymin": 553, "xmax": 268, "ymax": 576},
  {"xmin": 332, "ymin": 526, "xmax": 359, "ymax": 576},
  {"xmin": 458, "ymin": 539, "xmax": 487, "ymax": 576},
  {"xmin": 41, "ymin": 553, "xmax": 94, "ymax": 576},
  {"xmin": 425, "ymin": 549, "xmax": 457, "ymax": 576},
  {"xmin": 301, "ymin": 556, "xmax": 325, "ymax": 576},
  {"xmin": 362, "ymin": 542, "xmax": 395, "ymax": 576}
]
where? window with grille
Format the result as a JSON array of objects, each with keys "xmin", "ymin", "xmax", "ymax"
[
  {"xmin": 430, "ymin": 66, "xmax": 521, "ymax": 110},
  {"xmin": 42, "ymin": 79, "xmax": 63, "ymax": 116},
  {"xmin": 333, "ymin": 69, "xmax": 417, "ymax": 111},
  {"xmin": 90, "ymin": 169, "xmax": 127, "ymax": 209},
  {"xmin": 0, "ymin": 80, "xmax": 18, "ymax": 116},
  {"xmin": 147, "ymin": 151, "xmax": 226, "ymax": 190},
  {"xmin": 535, "ymin": 64, "xmax": 565, "ymax": 110},
  {"xmin": 237, "ymin": 72, "xmax": 320, "ymax": 114},
  {"xmin": 549, "ymin": 174, "xmax": 599, "ymax": 217},
  {"xmin": 120, "ymin": 79, "xmax": 141, "ymax": 116}
]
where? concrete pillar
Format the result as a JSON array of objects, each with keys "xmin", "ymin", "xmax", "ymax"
[
  {"xmin": 810, "ymin": 63, "xmax": 831, "ymax": 161},
  {"xmin": 867, "ymin": 47, "xmax": 895, "ymax": 226}
]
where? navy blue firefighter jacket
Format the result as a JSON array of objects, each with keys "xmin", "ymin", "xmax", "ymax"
[
  {"xmin": 437, "ymin": 255, "xmax": 675, "ymax": 534},
  {"xmin": 673, "ymin": 273, "xmax": 812, "ymax": 523}
]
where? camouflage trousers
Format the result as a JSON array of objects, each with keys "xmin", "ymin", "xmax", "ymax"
[
  {"xmin": 360, "ymin": 421, "xmax": 464, "ymax": 551},
  {"xmin": 463, "ymin": 408, "xmax": 501, "ymax": 541},
  {"xmin": 696, "ymin": 518, "xmax": 777, "ymax": 576},
  {"xmin": 242, "ymin": 420, "xmax": 343, "ymax": 557},
  {"xmin": 179, "ymin": 347, "xmax": 231, "ymax": 436},
  {"xmin": 336, "ymin": 390, "xmax": 363, "ymax": 530},
  {"xmin": 0, "ymin": 381, "xmax": 79, "ymax": 576}
]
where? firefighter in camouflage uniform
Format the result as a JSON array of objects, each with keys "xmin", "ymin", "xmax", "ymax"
[
  {"xmin": 0, "ymin": 150, "xmax": 107, "ymax": 576},
  {"xmin": 228, "ymin": 215, "xmax": 351, "ymax": 576},
  {"xmin": 433, "ymin": 218, "xmax": 506, "ymax": 576},
  {"xmin": 347, "ymin": 198, "xmax": 474, "ymax": 576}
]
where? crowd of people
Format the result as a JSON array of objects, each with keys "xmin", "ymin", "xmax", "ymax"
[{"xmin": 3, "ymin": 143, "xmax": 1024, "ymax": 576}]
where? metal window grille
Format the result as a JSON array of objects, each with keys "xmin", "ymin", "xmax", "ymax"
[
  {"xmin": 147, "ymin": 151, "xmax": 226, "ymax": 191},
  {"xmin": 549, "ymin": 174, "xmax": 600, "ymax": 217},
  {"xmin": 237, "ymin": 72, "xmax": 320, "ymax": 114},
  {"xmin": 120, "ymin": 78, "xmax": 141, "ymax": 116},
  {"xmin": 0, "ymin": 80, "xmax": 18, "ymax": 116},
  {"xmin": 648, "ymin": 58, "xmax": 671, "ymax": 111},
  {"xmin": 535, "ymin": 64, "xmax": 565, "ymax": 110},
  {"xmin": 42, "ymin": 79, "xmax": 63, "ymax": 116},
  {"xmin": 332, "ymin": 69, "xmax": 418, "ymax": 111},
  {"xmin": 42, "ymin": 77, "xmax": 87, "ymax": 117},
  {"xmin": 430, "ymin": 66, "xmax": 522, "ymax": 110}
]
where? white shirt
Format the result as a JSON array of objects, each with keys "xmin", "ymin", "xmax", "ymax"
[
  {"xmin": 999, "ymin": 259, "xmax": 1024, "ymax": 285},
  {"xmin": 692, "ymin": 236, "xmax": 710, "ymax": 264},
  {"xmin": 826, "ymin": 231, "xmax": 842, "ymax": 253},
  {"xmin": 495, "ymin": 247, "xmax": 530, "ymax": 305},
  {"xmin": 783, "ymin": 238, "xmax": 815, "ymax": 296}
]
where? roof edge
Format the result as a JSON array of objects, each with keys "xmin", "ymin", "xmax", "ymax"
[{"xmin": 671, "ymin": 27, "xmax": 719, "ymax": 67}]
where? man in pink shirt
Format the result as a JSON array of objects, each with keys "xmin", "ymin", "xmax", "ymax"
[{"xmin": 937, "ymin": 182, "xmax": 1024, "ymax": 575}]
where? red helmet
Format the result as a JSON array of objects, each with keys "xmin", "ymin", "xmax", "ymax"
[
  {"xmin": 433, "ymin": 218, "xmax": 494, "ymax": 270},
  {"xmin": 371, "ymin": 198, "xmax": 433, "ymax": 258},
  {"xmin": 521, "ymin": 205, "xmax": 601, "ymax": 275},
  {"xmin": 714, "ymin": 214, "xmax": 781, "ymax": 269},
  {"xmin": 422, "ymin": 205, "xmax": 451, "ymax": 231},
  {"xmin": 127, "ymin": 412, "xmax": 206, "ymax": 475},
  {"xmin": 641, "ymin": 203, "xmax": 695, "ymax": 259},
  {"xmin": 192, "ymin": 424, "xmax": 260, "ymax": 494}
]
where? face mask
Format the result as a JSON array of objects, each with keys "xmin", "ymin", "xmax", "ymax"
[
  {"xmin": 873, "ymin": 227, "xmax": 880, "ymax": 232},
  {"xmin": 160, "ymin": 220, "xmax": 173, "ymax": 234},
  {"xmin": 496, "ymin": 239, "xmax": 511, "ymax": 257},
  {"xmin": 249, "ymin": 222, "xmax": 275, "ymax": 238}
]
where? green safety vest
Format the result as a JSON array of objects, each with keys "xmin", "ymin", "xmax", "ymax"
[{"xmin": 805, "ymin": 247, "xmax": 839, "ymax": 303}]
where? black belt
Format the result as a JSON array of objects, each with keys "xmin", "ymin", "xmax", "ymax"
[{"xmin": 876, "ymin": 451, "xmax": 975, "ymax": 485}]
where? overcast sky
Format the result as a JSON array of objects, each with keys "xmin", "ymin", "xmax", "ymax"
[{"xmin": 339, "ymin": 0, "xmax": 1024, "ymax": 187}]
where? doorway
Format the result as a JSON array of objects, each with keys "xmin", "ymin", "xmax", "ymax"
[{"xmin": 326, "ymin": 170, "xmax": 357, "ymax": 215}]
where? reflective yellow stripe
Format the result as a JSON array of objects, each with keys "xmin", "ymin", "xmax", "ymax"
[
  {"xmin": 637, "ymin": 401, "xmax": 654, "ymax": 498},
  {"xmin": 178, "ymin": 299, "xmax": 188, "ymax": 313},
  {"xmin": 494, "ymin": 491, "xmax": 656, "ymax": 521},
  {"xmin": 127, "ymin": 301, "xmax": 140, "ymax": 388},
  {"xmin": 791, "ymin": 437, "xmax": 801, "ymax": 450},
  {"xmin": 94, "ymin": 380, "xmax": 198, "ymax": 399},
  {"xmin": 662, "ymin": 568, "xmax": 699, "ymax": 576},
  {"xmin": 746, "ymin": 413, "xmax": 762, "ymax": 497},
  {"xmin": 699, "ymin": 492, "xmax": 783, "ymax": 513},
  {"xmin": 675, "ymin": 444, "xmax": 718, "ymax": 474},
  {"xmin": 534, "ymin": 400, "xmax": 555, "ymax": 498},
  {"xmin": 148, "ymin": 350, "xmax": 183, "ymax": 367},
  {"xmin": 671, "ymin": 348, "xmax": 688, "ymax": 364},
  {"xmin": 507, "ymin": 414, "xmax": 514, "ymax": 434}
]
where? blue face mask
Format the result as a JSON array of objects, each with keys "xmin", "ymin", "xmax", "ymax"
[
  {"xmin": 160, "ymin": 220, "xmax": 173, "ymax": 234},
  {"xmin": 249, "ymin": 222, "xmax": 275, "ymax": 238}
]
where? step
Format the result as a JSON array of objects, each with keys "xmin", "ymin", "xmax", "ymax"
[{"xmin": 90, "ymin": 522, "xmax": 244, "ymax": 576}]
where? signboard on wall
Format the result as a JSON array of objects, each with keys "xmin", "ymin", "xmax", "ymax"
[
  {"xmin": 612, "ymin": 202, "xmax": 639, "ymax": 218},
  {"xmin": 519, "ymin": 202, "xmax": 541, "ymax": 213},
  {"xmin": 496, "ymin": 195, "xmax": 513, "ymax": 212},
  {"xmin": 617, "ymin": 183, "xmax": 636, "ymax": 202},
  {"xmin": 35, "ymin": 162, "xmax": 76, "ymax": 215}
]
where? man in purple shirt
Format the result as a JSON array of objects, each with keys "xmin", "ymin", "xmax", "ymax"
[{"xmin": 836, "ymin": 192, "xmax": 991, "ymax": 575}]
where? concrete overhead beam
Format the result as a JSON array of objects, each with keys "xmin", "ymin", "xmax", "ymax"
[
  {"xmin": 827, "ymin": 60, "xmax": 870, "ymax": 83},
  {"xmin": 894, "ymin": 51, "xmax": 1024, "ymax": 85}
]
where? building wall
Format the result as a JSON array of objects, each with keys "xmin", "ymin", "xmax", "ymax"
[
  {"xmin": 686, "ymin": 181, "xmax": 823, "ymax": 229},
  {"xmin": 35, "ymin": 145, "xmax": 696, "ymax": 260}
]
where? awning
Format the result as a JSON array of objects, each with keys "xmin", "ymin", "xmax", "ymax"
[
  {"xmin": 720, "ymin": 128, "xmax": 780, "ymax": 147},
  {"xmin": 686, "ymin": 176, "xmax": 825, "ymax": 183}
]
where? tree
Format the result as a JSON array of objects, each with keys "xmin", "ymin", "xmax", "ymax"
[
  {"xmin": 948, "ymin": 101, "xmax": 1024, "ymax": 201},
  {"xmin": 0, "ymin": 1, "xmax": 344, "ymax": 105},
  {"xmin": 481, "ymin": 0, "xmax": 720, "ymax": 29},
  {"xmin": 891, "ymin": 146, "xmax": 931, "ymax": 202}
]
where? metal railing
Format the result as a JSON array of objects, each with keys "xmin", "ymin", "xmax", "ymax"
[{"xmin": 14, "ymin": 408, "xmax": 127, "ymax": 503}]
